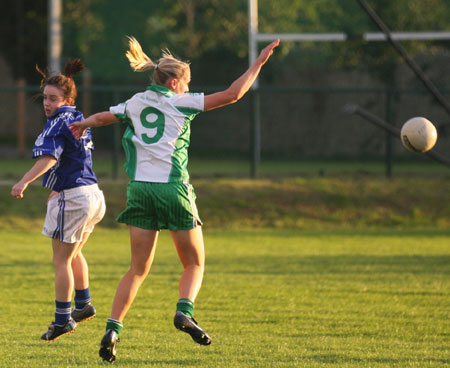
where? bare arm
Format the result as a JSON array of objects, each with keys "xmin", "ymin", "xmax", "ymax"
[
  {"xmin": 204, "ymin": 39, "xmax": 279, "ymax": 111},
  {"xmin": 11, "ymin": 155, "xmax": 57, "ymax": 198},
  {"xmin": 69, "ymin": 111, "xmax": 119, "ymax": 139}
]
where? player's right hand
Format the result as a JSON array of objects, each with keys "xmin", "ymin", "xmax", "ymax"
[
  {"xmin": 11, "ymin": 181, "xmax": 28, "ymax": 198},
  {"xmin": 69, "ymin": 121, "xmax": 86, "ymax": 139}
]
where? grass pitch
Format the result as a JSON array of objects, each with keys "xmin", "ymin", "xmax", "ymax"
[
  {"xmin": 0, "ymin": 228, "xmax": 448, "ymax": 367},
  {"xmin": 1, "ymin": 158, "xmax": 448, "ymax": 367}
]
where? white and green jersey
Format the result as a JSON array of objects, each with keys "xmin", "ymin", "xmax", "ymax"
[{"xmin": 110, "ymin": 85, "xmax": 204, "ymax": 183}]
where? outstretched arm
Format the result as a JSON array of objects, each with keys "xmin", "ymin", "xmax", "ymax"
[
  {"xmin": 204, "ymin": 39, "xmax": 279, "ymax": 111},
  {"xmin": 69, "ymin": 111, "xmax": 119, "ymax": 139},
  {"xmin": 11, "ymin": 155, "xmax": 57, "ymax": 198}
]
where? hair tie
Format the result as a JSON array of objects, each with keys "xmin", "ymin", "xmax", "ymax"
[{"xmin": 155, "ymin": 64, "xmax": 159, "ymax": 71}]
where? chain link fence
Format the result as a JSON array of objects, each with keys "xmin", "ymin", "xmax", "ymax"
[{"xmin": 1, "ymin": 84, "xmax": 449, "ymax": 176}]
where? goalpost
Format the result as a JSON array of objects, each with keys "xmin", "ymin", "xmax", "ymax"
[
  {"xmin": 48, "ymin": 0, "xmax": 63, "ymax": 74},
  {"xmin": 248, "ymin": 0, "xmax": 450, "ymax": 177},
  {"xmin": 249, "ymin": 0, "xmax": 450, "ymax": 79}
]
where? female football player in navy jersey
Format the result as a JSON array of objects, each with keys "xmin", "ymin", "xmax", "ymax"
[{"xmin": 11, "ymin": 59, "xmax": 106, "ymax": 342}]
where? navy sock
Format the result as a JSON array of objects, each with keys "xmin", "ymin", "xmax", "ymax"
[
  {"xmin": 74, "ymin": 288, "xmax": 91, "ymax": 310},
  {"xmin": 55, "ymin": 300, "xmax": 72, "ymax": 326}
]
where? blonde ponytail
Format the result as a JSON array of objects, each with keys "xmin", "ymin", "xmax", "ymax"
[
  {"xmin": 125, "ymin": 36, "xmax": 191, "ymax": 86},
  {"xmin": 126, "ymin": 36, "xmax": 156, "ymax": 72}
]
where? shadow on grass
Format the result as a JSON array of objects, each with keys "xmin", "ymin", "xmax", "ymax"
[
  {"xmin": 119, "ymin": 358, "xmax": 204, "ymax": 366},
  {"xmin": 303, "ymin": 354, "xmax": 449, "ymax": 365},
  {"xmin": 207, "ymin": 254, "xmax": 450, "ymax": 275}
]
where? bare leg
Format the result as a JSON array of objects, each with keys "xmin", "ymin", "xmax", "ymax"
[
  {"xmin": 71, "ymin": 231, "xmax": 91, "ymax": 290},
  {"xmin": 170, "ymin": 226, "xmax": 205, "ymax": 302},
  {"xmin": 41, "ymin": 239, "xmax": 79, "ymax": 341},
  {"xmin": 171, "ymin": 226, "xmax": 211, "ymax": 346},
  {"xmin": 52, "ymin": 239, "xmax": 79, "ymax": 302},
  {"xmin": 110, "ymin": 226, "xmax": 159, "ymax": 321}
]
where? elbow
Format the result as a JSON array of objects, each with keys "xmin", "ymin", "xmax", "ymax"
[
  {"xmin": 204, "ymin": 90, "xmax": 243, "ymax": 111},
  {"xmin": 226, "ymin": 90, "xmax": 241, "ymax": 104},
  {"xmin": 233, "ymin": 92, "xmax": 243, "ymax": 103}
]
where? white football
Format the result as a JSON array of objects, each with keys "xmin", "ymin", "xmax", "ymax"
[{"xmin": 400, "ymin": 117, "xmax": 438, "ymax": 153}]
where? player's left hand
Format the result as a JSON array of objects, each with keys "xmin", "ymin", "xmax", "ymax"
[
  {"xmin": 11, "ymin": 181, "xmax": 28, "ymax": 198},
  {"xmin": 257, "ymin": 39, "xmax": 280, "ymax": 65},
  {"xmin": 47, "ymin": 191, "xmax": 59, "ymax": 204}
]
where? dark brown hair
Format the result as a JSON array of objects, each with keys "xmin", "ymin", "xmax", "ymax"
[{"xmin": 36, "ymin": 59, "xmax": 85, "ymax": 104}]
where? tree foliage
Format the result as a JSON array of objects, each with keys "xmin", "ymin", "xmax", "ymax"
[
  {"xmin": 0, "ymin": 0, "xmax": 47, "ymax": 82},
  {"xmin": 1, "ymin": 0, "xmax": 450, "ymax": 86}
]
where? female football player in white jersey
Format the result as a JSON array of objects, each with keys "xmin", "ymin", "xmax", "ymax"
[
  {"xmin": 11, "ymin": 59, "xmax": 106, "ymax": 342},
  {"xmin": 70, "ymin": 36, "xmax": 279, "ymax": 363}
]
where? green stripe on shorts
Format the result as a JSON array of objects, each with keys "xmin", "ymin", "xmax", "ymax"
[{"xmin": 116, "ymin": 181, "xmax": 202, "ymax": 230}]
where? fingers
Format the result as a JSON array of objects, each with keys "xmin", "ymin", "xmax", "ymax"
[
  {"xmin": 11, "ymin": 181, "xmax": 27, "ymax": 198},
  {"xmin": 258, "ymin": 39, "xmax": 280, "ymax": 64},
  {"xmin": 268, "ymin": 39, "xmax": 280, "ymax": 55},
  {"xmin": 265, "ymin": 39, "xmax": 280, "ymax": 53},
  {"xmin": 68, "ymin": 121, "xmax": 86, "ymax": 139},
  {"xmin": 68, "ymin": 124, "xmax": 82, "ymax": 139},
  {"xmin": 47, "ymin": 191, "xmax": 58, "ymax": 204},
  {"xmin": 10, "ymin": 188, "xmax": 24, "ymax": 198},
  {"xmin": 68, "ymin": 124, "xmax": 77, "ymax": 135}
]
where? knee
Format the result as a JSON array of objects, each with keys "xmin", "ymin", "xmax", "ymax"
[
  {"xmin": 72, "ymin": 251, "xmax": 83, "ymax": 261},
  {"xmin": 52, "ymin": 256, "xmax": 71, "ymax": 269},
  {"xmin": 184, "ymin": 260, "xmax": 204, "ymax": 271},
  {"xmin": 179, "ymin": 250, "xmax": 205, "ymax": 270},
  {"xmin": 129, "ymin": 262, "xmax": 151, "ymax": 279}
]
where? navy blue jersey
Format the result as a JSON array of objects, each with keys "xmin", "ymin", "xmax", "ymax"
[{"xmin": 32, "ymin": 105, "xmax": 98, "ymax": 192}]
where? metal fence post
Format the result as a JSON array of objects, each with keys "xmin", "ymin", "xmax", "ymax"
[
  {"xmin": 249, "ymin": 0, "xmax": 260, "ymax": 178},
  {"xmin": 48, "ymin": 0, "xmax": 62, "ymax": 74},
  {"xmin": 82, "ymin": 69, "xmax": 92, "ymax": 117},
  {"xmin": 16, "ymin": 79, "xmax": 26, "ymax": 157},
  {"xmin": 250, "ymin": 90, "xmax": 261, "ymax": 178},
  {"xmin": 112, "ymin": 92, "xmax": 120, "ymax": 180},
  {"xmin": 385, "ymin": 89, "xmax": 394, "ymax": 178}
]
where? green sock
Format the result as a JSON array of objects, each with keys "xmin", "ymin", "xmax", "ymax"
[
  {"xmin": 106, "ymin": 318, "xmax": 123, "ymax": 335},
  {"xmin": 177, "ymin": 298, "xmax": 194, "ymax": 317}
]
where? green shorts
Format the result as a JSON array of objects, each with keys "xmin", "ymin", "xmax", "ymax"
[{"xmin": 117, "ymin": 181, "xmax": 203, "ymax": 230}]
